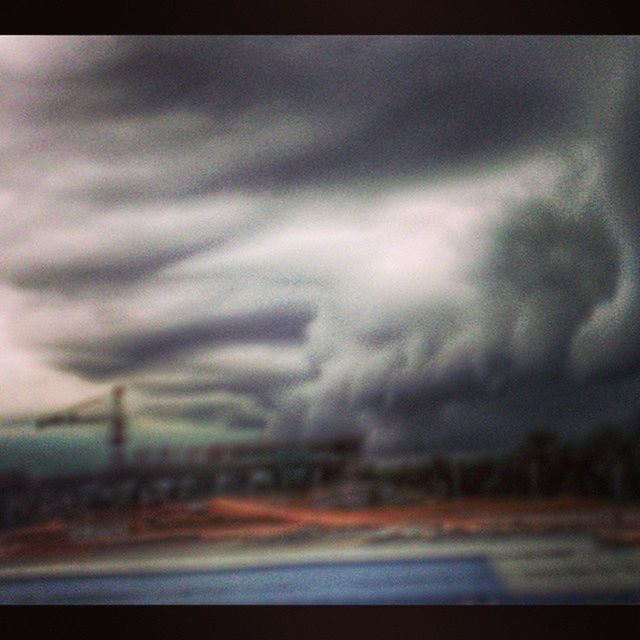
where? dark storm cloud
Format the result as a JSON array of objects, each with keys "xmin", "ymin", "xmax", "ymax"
[
  {"xmin": 16, "ymin": 37, "xmax": 617, "ymax": 204},
  {"xmin": 9, "ymin": 235, "xmax": 227, "ymax": 292},
  {"xmin": 423, "ymin": 369, "xmax": 640, "ymax": 454},
  {"xmin": 484, "ymin": 197, "xmax": 621, "ymax": 369},
  {"xmin": 133, "ymin": 368, "xmax": 312, "ymax": 408},
  {"xmin": 54, "ymin": 303, "xmax": 316, "ymax": 379},
  {"xmin": 605, "ymin": 46, "xmax": 640, "ymax": 217},
  {"xmin": 265, "ymin": 157, "xmax": 640, "ymax": 452},
  {"xmin": 3, "ymin": 36, "xmax": 640, "ymax": 457}
]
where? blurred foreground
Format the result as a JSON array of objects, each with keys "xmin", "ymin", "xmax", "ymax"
[
  {"xmin": 3, "ymin": 424, "xmax": 640, "ymax": 603},
  {"xmin": 2, "ymin": 494, "xmax": 640, "ymax": 603}
]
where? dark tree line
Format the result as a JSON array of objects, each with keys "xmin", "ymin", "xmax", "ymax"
[{"xmin": 363, "ymin": 417, "xmax": 640, "ymax": 501}]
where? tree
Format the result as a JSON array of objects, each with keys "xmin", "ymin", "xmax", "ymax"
[
  {"xmin": 582, "ymin": 424, "xmax": 634, "ymax": 500},
  {"xmin": 519, "ymin": 429, "xmax": 557, "ymax": 496}
]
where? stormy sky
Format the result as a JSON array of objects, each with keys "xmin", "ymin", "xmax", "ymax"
[{"xmin": 1, "ymin": 36, "xmax": 640, "ymax": 460}]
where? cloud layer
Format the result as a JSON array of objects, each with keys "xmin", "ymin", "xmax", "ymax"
[{"xmin": 2, "ymin": 36, "xmax": 640, "ymax": 458}]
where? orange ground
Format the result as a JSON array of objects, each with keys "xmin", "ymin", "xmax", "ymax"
[
  {"xmin": 211, "ymin": 494, "xmax": 638, "ymax": 533},
  {"xmin": 2, "ymin": 495, "xmax": 640, "ymax": 564}
]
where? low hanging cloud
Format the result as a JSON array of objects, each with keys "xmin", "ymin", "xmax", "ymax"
[
  {"xmin": 265, "ymin": 156, "xmax": 634, "ymax": 453},
  {"xmin": 1, "ymin": 36, "xmax": 640, "ymax": 459}
]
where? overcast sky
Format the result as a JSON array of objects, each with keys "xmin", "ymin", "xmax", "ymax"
[{"xmin": 1, "ymin": 36, "xmax": 640, "ymax": 459}]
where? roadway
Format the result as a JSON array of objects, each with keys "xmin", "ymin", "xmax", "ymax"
[{"xmin": 2, "ymin": 533, "xmax": 640, "ymax": 604}]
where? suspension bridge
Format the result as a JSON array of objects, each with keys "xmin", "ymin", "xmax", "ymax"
[{"xmin": 0, "ymin": 386, "xmax": 362, "ymax": 529}]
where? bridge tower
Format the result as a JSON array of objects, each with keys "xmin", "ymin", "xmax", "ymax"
[{"xmin": 34, "ymin": 386, "xmax": 128, "ymax": 470}]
